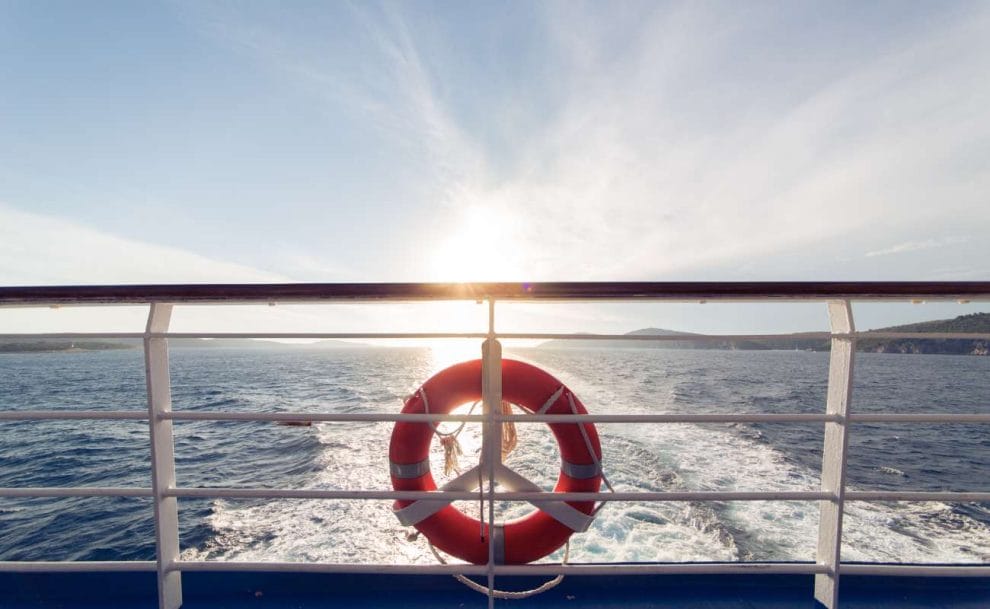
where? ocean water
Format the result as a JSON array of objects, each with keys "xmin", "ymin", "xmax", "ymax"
[{"xmin": 1, "ymin": 346, "xmax": 988, "ymax": 565}]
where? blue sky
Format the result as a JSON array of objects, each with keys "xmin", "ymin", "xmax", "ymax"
[{"xmin": 1, "ymin": 1, "xmax": 988, "ymax": 333}]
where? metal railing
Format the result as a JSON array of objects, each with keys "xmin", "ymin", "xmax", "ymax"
[{"xmin": 1, "ymin": 282, "xmax": 989, "ymax": 609}]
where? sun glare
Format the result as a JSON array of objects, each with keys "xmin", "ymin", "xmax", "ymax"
[
  {"xmin": 427, "ymin": 340, "xmax": 482, "ymax": 373},
  {"xmin": 430, "ymin": 206, "xmax": 524, "ymax": 281}
]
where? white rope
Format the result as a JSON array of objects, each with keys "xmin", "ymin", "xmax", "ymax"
[
  {"xmin": 536, "ymin": 385, "xmax": 565, "ymax": 415},
  {"xmin": 420, "ymin": 388, "xmax": 481, "ymax": 476},
  {"xmin": 407, "ymin": 386, "xmax": 609, "ymax": 600},
  {"xmin": 566, "ymin": 392, "xmax": 614, "ymax": 514},
  {"xmin": 420, "ymin": 388, "xmax": 479, "ymax": 438},
  {"xmin": 427, "ymin": 540, "xmax": 569, "ymax": 600}
]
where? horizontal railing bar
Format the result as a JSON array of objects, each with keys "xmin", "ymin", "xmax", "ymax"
[
  {"xmin": 160, "ymin": 411, "xmax": 838, "ymax": 423},
  {"xmin": 495, "ymin": 332, "xmax": 832, "ymax": 341},
  {"xmin": 524, "ymin": 331, "xmax": 990, "ymax": 341},
  {"xmin": 533, "ymin": 490, "xmax": 833, "ymax": 501},
  {"xmin": 3, "ymin": 330, "xmax": 988, "ymax": 341},
  {"xmin": 849, "ymin": 414, "xmax": 990, "ymax": 423},
  {"xmin": 0, "ymin": 332, "xmax": 487, "ymax": 340},
  {"xmin": 12, "ymin": 487, "xmax": 985, "ymax": 503},
  {"xmin": 166, "ymin": 488, "xmax": 832, "ymax": 501},
  {"xmin": 497, "ymin": 413, "xmax": 838, "ymax": 423},
  {"xmin": 513, "ymin": 331, "xmax": 990, "ymax": 341},
  {"xmin": 478, "ymin": 563, "xmax": 830, "ymax": 576},
  {"xmin": 3, "ymin": 281, "xmax": 989, "ymax": 305},
  {"xmin": 0, "ymin": 333, "xmax": 145, "ymax": 339},
  {"xmin": 0, "ymin": 410, "xmax": 147, "ymax": 421},
  {"xmin": 168, "ymin": 488, "xmax": 484, "ymax": 500},
  {"xmin": 0, "ymin": 561, "xmax": 157, "ymax": 572},
  {"xmin": 166, "ymin": 332, "xmax": 487, "ymax": 340},
  {"xmin": 163, "ymin": 412, "xmax": 487, "ymax": 422},
  {"xmin": 845, "ymin": 491, "xmax": 990, "ymax": 502},
  {"xmin": 6, "ymin": 561, "xmax": 985, "ymax": 577},
  {"xmin": 9, "ymin": 410, "xmax": 972, "ymax": 425},
  {"xmin": 841, "ymin": 564, "xmax": 990, "ymax": 577},
  {"xmin": 9, "ymin": 487, "xmax": 985, "ymax": 503},
  {"xmin": 171, "ymin": 560, "xmax": 827, "ymax": 576},
  {"xmin": 0, "ymin": 487, "xmax": 153, "ymax": 498},
  {"xmin": 859, "ymin": 332, "xmax": 990, "ymax": 340},
  {"xmin": 173, "ymin": 561, "xmax": 491, "ymax": 575},
  {"xmin": 0, "ymin": 332, "xmax": 834, "ymax": 341},
  {"xmin": 6, "ymin": 410, "xmax": 982, "ymax": 425}
]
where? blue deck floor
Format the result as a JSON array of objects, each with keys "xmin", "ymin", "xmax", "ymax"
[{"xmin": 3, "ymin": 571, "xmax": 989, "ymax": 608}]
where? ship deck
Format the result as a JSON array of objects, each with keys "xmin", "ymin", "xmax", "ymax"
[{"xmin": 3, "ymin": 572, "xmax": 990, "ymax": 608}]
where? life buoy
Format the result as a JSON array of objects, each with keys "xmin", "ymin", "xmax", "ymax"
[{"xmin": 389, "ymin": 359, "xmax": 602, "ymax": 564}]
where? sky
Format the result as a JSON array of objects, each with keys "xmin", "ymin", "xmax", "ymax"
[{"xmin": 1, "ymin": 1, "xmax": 988, "ymax": 335}]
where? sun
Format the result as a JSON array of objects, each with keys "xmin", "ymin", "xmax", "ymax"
[
  {"xmin": 427, "ymin": 339, "xmax": 483, "ymax": 373},
  {"xmin": 429, "ymin": 206, "xmax": 524, "ymax": 281}
]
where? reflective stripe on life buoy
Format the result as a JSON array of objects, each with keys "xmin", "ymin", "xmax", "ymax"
[{"xmin": 389, "ymin": 359, "xmax": 602, "ymax": 565}]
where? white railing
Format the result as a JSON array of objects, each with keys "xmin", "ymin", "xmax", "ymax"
[{"xmin": 0, "ymin": 282, "xmax": 989, "ymax": 609}]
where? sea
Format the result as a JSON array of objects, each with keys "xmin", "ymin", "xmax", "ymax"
[{"xmin": 1, "ymin": 346, "xmax": 989, "ymax": 565}]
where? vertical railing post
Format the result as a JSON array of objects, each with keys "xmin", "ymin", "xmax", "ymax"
[
  {"xmin": 481, "ymin": 298, "xmax": 501, "ymax": 609},
  {"xmin": 814, "ymin": 300, "xmax": 855, "ymax": 609},
  {"xmin": 145, "ymin": 303, "xmax": 182, "ymax": 609}
]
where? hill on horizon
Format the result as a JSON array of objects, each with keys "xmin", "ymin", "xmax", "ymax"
[
  {"xmin": 4, "ymin": 314, "xmax": 988, "ymax": 355},
  {"xmin": 537, "ymin": 313, "xmax": 990, "ymax": 356},
  {"xmin": 0, "ymin": 336, "xmax": 371, "ymax": 353}
]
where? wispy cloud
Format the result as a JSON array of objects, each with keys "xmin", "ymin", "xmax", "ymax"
[
  {"xmin": 865, "ymin": 236, "xmax": 970, "ymax": 258},
  {"xmin": 0, "ymin": 204, "xmax": 287, "ymax": 285},
  {"xmin": 376, "ymin": 3, "xmax": 989, "ymax": 280},
  {"xmin": 152, "ymin": 2, "xmax": 990, "ymax": 281},
  {"xmin": 0, "ymin": 203, "xmax": 505, "ymax": 337},
  {"xmin": 178, "ymin": 1, "xmax": 483, "ymax": 189},
  {"xmin": 481, "ymin": 3, "xmax": 990, "ymax": 279}
]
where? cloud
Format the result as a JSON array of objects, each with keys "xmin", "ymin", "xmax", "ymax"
[
  {"xmin": 163, "ymin": 2, "xmax": 990, "ymax": 282},
  {"xmin": 0, "ymin": 204, "xmax": 287, "ymax": 285},
  {"xmin": 349, "ymin": 2, "xmax": 990, "ymax": 280},
  {"xmin": 177, "ymin": 1, "xmax": 483, "ymax": 188},
  {"xmin": 865, "ymin": 236, "xmax": 970, "ymax": 258}
]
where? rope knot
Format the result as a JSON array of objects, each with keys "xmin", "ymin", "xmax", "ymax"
[
  {"xmin": 500, "ymin": 400, "xmax": 517, "ymax": 460},
  {"xmin": 440, "ymin": 435, "xmax": 463, "ymax": 475}
]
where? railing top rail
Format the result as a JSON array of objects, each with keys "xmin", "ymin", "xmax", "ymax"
[{"xmin": 1, "ymin": 281, "xmax": 990, "ymax": 305}]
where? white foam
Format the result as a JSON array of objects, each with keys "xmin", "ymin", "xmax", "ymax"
[{"xmin": 184, "ymin": 351, "xmax": 990, "ymax": 566}]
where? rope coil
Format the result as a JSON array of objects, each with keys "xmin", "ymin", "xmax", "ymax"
[
  {"xmin": 428, "ymin": 540, "xmax": 569, "ymax": 600},
  {"xmin": 420, "ymin": 389, "xmax": 480, "ymax": 475},
  {"xmin": 420, "ymin": 390, "xmax": 518, "ymax": 475}
]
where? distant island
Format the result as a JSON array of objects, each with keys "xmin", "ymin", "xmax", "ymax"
[
  {"xmin": 165, "ymin": 338, "xmax": 366, "ymax": 350},
  {"xmin": 537, "ymin": 313, "xmax": 990, "ymax": 356},
  {"xmin": 4, "ymin": 313, "xmax": 988, "ymax": 355},
  {"xmin": 0, "ymin": 337, "xmax": 368, "ymax": 353},
  {"xmin": 0, "ymin": 339, "xmax": 132, "ymax": 353}
]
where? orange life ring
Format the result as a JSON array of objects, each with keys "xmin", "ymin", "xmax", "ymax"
[{"xmin": 389, "ymin": 358, "xmax": 602, "ymax": 564}]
